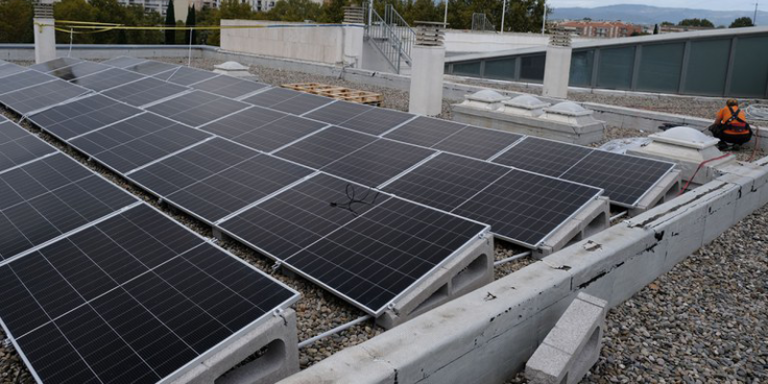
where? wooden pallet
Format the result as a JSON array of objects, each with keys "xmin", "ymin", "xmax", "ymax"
[{"xmin": 282, "ymin": 82, "xmax": 382, "ymax": 106}]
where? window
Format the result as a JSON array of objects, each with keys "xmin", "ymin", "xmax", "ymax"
[
  {"xmin": 636, "ymin": 43, "xmax": 685, "ymax": 93},
  {"xmin": 597, "ymin": 46, "xmax": 634, "ymax": 90}
]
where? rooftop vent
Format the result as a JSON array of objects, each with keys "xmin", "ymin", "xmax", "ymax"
[
  {"xmin": 628, "ymin": 126, "xmax": 735, "ymax": 186},
  {"xmin": 501, "ymin": 95, "xmax": 551, "ymax": 117},
  {"xmin": 343, "ymin": 6, "xmax": 365, "ymax": 24},
  {"xmin": 415, "ymin": 22, "xmax": 445, "ymax": 47},
  {"xmin": 460, "ymin": 90, "xmax": 509, "ymax": 111}
]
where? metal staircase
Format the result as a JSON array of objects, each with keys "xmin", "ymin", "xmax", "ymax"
[{"xmin": 363, "ymin": 3, "xmax": 415, "ymax": 74}]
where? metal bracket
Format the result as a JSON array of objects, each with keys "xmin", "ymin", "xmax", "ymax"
[{"xmin": 271, "ymin": 261, "xmax": 282, "ymax": 271}]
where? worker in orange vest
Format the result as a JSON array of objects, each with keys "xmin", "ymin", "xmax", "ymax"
[{"xmin": 709, "ymin": 99, "xmax": 752, "ymax": 150}]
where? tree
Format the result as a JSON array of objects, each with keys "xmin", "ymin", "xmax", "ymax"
[
  {"xmin": 53, "ymin": 0, "xmax": 96, "ymax": 44},
  {"xmin": 679, "ymin": 18, "xmax": 714, "ymax": 28},
  {"xmin": 660, "ymin": 21, "xmax": 674, "ymax": 26},
  {"xmin": 320, "ymin": 0, "xmax": 346, "ymax": 23},
  {"xmin": 165, "ymin": 0, "xmax": 175, "ymax": 44},
  {"xmin": 0, "ymin": 0, "xmax": 33, "ymax": 43},
  {"xmin": 185, "ymin": 5, "xmax": 196, "ymax": 44},
  {"xmin": 267, "ymin": 0, "xmax": 321, "ymax": 22},
  {"xmin": 89, "ymin": 0, "xmax": 129, "ymax": 44},
  {"xmin": 653, "ymin": 23, "xmax": 659, "ymax": 34},
  {"xmin": 730, "ymin": 17, "xmax": 755, "ymax": 28}
]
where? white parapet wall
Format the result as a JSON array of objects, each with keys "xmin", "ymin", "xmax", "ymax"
[
  {"xmin": 220, "ymin": 20, "xmax": 363, "ymax": 67},
  {"xmin": 276, "ymin": 156, "xmax": 768, "ymax": 384},
  {"xmin": 444, "ymin": 30, "xmax": 591, "ymax": 54}
]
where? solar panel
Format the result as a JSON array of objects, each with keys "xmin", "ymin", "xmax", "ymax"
[
  {"xmin": 101, "ymin": 56, "xmax": 147, "ymax": 68},
  {"xmin": 129, "ymin": 138, "xmax": 313, "ymax": 222},
  {"xmin": 29, "ymin": 57, "xmax": 83, "ymax": 72},
  {"xmin": 0, "ymin": 70, "xmax": 55, "ymax": 95},
  {"xmin": 0, "ymin": 121, "xmax": 57, "ymax": 172},
  {"xmin": 338, "ymin": 108, "xmax": 414, "ymax": 136},
  {"xmin": 0, "ymin": 153, "xmax": 138, "ymax": 260},
  {"xmin": 47, "ymin": 61, "xmax": 111, "ymax": 81},
  {"xmin": 219, "ymin": 173, "xmax": 385, "ymax": 260},
  {"xmin": 123, "ymin": 60, "xmax": 180, "ymax": 76},
  {"xmin": 384, "ymin": 116, "xmax": 466, "ymax": 147},
  {"xmin": 560, "ymin": 150, "xmax": 675, "ymax": 207},
  {"xmin": 191, "ymin": 75, "xmax": 268, "ymax": 98},
  {"xmin": 322, "ymin": 138, "xmax": 436, "ymax": 187},
  {"xmin": 68, "ymin": 67, "xmax": 145, "ymax": 92},
  {"xmin": 242, "ymin": 87, "xmax": 303, "ymax": 107},
  {"xmin": 490, "ymin": 137, "xmax": 590, "ymax": 176},
  {"xmin": 200, "ymin": 105, "xmax": 288, "ymax": 137},
  {"xmin": 128, "ymin": 137, "xmax": 260, "ymax": 196},
  {"xmin": 0, "ymin": 80, "xmax": 89, "ymax": 115},
  {"xmin": 302, "ymin": 100, "xmax": 372, "ymax": 125},
  {"xmin": 284, "ymin": 196, "xmax": 487, "ymax": 315},
  {"xmin": 0, "ymin": 204, "xmax": 299, "ymax": 384},
  {"xmin": 201, "ymin": 107, "xmax": 327, "ymax": 152},
  {"xmin": 219, "ymin": 173, "xmax": 487, "ymax": 315},
  {"xmin": 146, "ymin": 90, "xmax": 250, "ymax": 127},
  {"xmin": 274, "ymin": 126, "xmax": 377, "ymax": 169},
  {"xmin": 69, "ymin": 113, "xmax": 212, "ymax": 173},
  {"xmin": 0, "ymin": 63, "xmax": 27, "ymax": 78},
  {"xmin": 102, "ymin": 77, "xmax": 189, "ymax": 107},
  {"xmin": 383, "ymin": 153, "xmax": 509, "ymax": 212},
  {"xmin": 28, "ymin": 94, "xmax": 142, "ymax": 140},
  {"xmin": 153, "ymin": 66, "xmax": 219, "ymax": 86},
  {"xmin": 270, "ymin": 93, "xmax": 334, "ymax": 115},
  {"xmin": 453, "ymin": 169, "xmax": 602, "ymax": 247},
  {"xmin": 432, "ymin": 126, "xmax": 524, "ymax": 161}
]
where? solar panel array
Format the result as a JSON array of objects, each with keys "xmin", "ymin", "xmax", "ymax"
[
  {"xmin": 3, "ymin": 57, "xmax": 675, "ymax": 310},
  {"xmin": 8, "ymin": 59, "xmax": 491, "ymax": 318}
]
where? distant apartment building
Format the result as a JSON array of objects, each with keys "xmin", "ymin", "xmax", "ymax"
[{"xmin": 555, "ymin": 20, "xmax": 645, "ymax": 38}]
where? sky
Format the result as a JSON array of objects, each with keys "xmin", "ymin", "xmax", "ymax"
[{"xmin": 548, "ymin": 0, "xmax": 760, "ymax": 11}]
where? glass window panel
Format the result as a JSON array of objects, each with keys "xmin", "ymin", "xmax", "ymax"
[
  {"xmin": 597, "ymin": 46, "xmax": 635, "ymax": 90},
  {"xmin": 484, "ymin": 58, "xmax": 516, "ymax": 80},
  {"xmin": 636, "ymin": 43, "xmax": 685, "ymax": 93},
  {"xmin": 520, "ymin": 55, "xmax": 545, "ymax": 81},
  {"xmin": 684, "ymin": 39, "xmax": 730, "ymax": 96},
  {"xmin": 569, "ymin": 50, "xmax": 594, "ymax": 87},
  {"xmin": 453, "ymin": 61, "xmax": 482, "ymax": 76},
  {"xmin": 730, "ymin": 35, "xmax": 768, "ymax": 98}
]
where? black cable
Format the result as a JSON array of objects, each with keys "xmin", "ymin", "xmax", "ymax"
[{"xmin": 329, "ymin": 183, "xmax": 381, "ymax": 216}]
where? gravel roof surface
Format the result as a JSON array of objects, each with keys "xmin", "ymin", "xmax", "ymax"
[{"xmin": 1, "ymin": 58, "xmax": 766, "ymax": 384}]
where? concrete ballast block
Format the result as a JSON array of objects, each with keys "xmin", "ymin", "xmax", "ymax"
[{"xmin": 526, "ymin": 293, "xmax": 607, "ymax": 384}]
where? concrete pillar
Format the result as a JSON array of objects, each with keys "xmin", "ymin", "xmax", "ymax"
[
  {"xmin": 33, "ymin": 2, "xmax": 56, "ymax": 64},
  {"xmin": 342, "ymin": 7, "xmax": 365, "ymax": 68},
  {"xmin": 409, "ymin": 22, "xmax": 445, "ymax": 117},
  {"xmin": 542, "ymin": 29, "xmax": 572, "ymax": 99}
]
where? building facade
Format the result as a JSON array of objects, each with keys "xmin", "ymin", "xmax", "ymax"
[{"xmin": 555, "ymin": 20, "xmax": 645, "ymax": 38}]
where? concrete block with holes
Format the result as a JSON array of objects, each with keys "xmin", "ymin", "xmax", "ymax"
[
  {"xmin": 525, "ymin": 293, "xmax": 607, "ymax": 384},
  {"xmin": 171, "ymin": 309, "xmax": 299, "ymax": 384}
]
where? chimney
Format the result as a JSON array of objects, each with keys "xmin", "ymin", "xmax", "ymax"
[
  {"xmin": 33, "ymin": 0, "xmax": 56, "ymax": 64},
  {"xmin": 542, "ymin": 27, "xmax": 572, "ymax": 99},
  {"xmin": 408, "ymin": 21, "xmax": 445, "ymax": 116}
]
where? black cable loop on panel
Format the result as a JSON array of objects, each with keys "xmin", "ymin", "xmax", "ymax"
[{"xmin": 329, "ymin": 183, "xmax": 381, "ymax": 216}]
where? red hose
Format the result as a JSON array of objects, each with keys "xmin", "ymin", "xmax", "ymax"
[{"xmin": 678, "ymin": 154, "xmax": 733, "ymax": 196}]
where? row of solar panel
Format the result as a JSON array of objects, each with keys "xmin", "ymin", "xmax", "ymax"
[
  {"xmin": 0, "ymin": 118, "xmax": 298, "ymax": 384},
  {"xmin": 242, "ymin": 87, "xmax": 675, "ymax": 208}
]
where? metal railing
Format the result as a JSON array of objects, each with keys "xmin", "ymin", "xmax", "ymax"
[
  {"xmin": 383, "ymin": 4, "xmax": 414, "ymax": 65},
  {"xmin": 363, "ymin": 3, "xmax": 412, "ymax": 73},
  {"xmin": 471, "ymin": 13, "xmax": 496, "ymax": 32}
]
